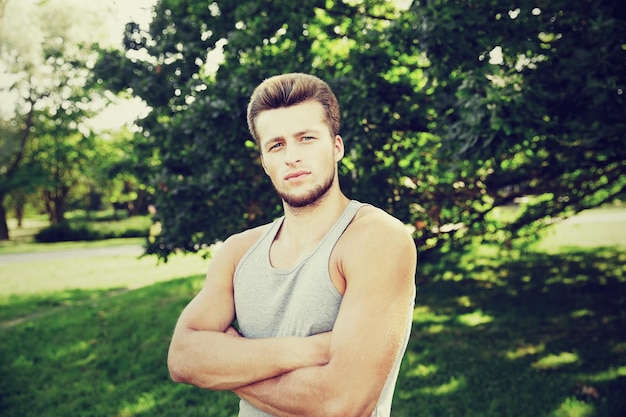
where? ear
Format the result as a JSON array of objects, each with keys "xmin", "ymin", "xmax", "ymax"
[
  {"xmin": 260, "ymin": 153, "xmax": 269, "ymax": 175},
  {"xmin": 334, "ymin": 135, "xmax": 345, "ymax": 162}
]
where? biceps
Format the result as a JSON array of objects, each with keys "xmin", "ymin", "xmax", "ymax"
[
  {"xmin": 177, "ymin": 285, "xmax": 235, "ymax": 333},
  {"xmin": 329, "ymin": 289, "xmax": 412, "ymax": 387}
]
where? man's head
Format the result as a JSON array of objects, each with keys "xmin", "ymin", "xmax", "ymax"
[{"xmin": 247, "ymin": 73, "xmax": 340, "ymax": 146}]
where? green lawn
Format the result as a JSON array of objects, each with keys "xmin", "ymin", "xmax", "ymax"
[{"xmin": 1, "ymin": 208, "xmax": 625, "ymax": 416}]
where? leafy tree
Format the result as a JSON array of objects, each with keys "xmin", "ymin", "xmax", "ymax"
[
  {"xmin": 0, "ymin": 0, "xmax": 114, "ymax": 236},
  {"xmin": 403, "ymin": 0, "xmax": 626, "ymax": 247},
  {"xmin": 96, "ymin": 0, "xmax": 625, "ymax": 260}
]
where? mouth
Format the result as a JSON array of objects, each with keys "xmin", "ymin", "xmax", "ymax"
[{"xmin": 284, "ymin": 170, "xmax": 310, "ymax": 181}]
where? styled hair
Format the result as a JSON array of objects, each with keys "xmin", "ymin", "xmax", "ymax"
[{"xmin": 246, "ymin": 73, "xmax": 341, "ymax": 145}]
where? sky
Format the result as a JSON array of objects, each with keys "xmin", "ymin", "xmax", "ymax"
[
  {"xmin": 88, "ymin": 0, "xmax": 156, "ymax": 131},
  {"xmin": 0, "ymin": 0, "xmax": 160, "ymax": 131},
  {"xmin": 106, "ymin": 0, "xmax": 156, "ymax": 45}
]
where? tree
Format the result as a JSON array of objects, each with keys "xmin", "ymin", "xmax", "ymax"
[
  {"xmin": 0, "ymin": 0, "xmax": 115, "ymax": 237},
  {"xmin": 402, "ymin": 0, "xmax": 626, "ymax": 247},
  {"xmin": 96, "ymin": 0, "xmax": 625, "ymax": 260}
]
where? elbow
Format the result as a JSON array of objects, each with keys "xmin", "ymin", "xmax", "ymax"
[
  {"xmin": 324, "ymin": 405, "xmax": 374, "ymax": 417},
  {"xmin": 167, "ymin": 350, "xmax": 229, "ymax": 391},
  {"xmin": 168, "ymin": 366, "xmax": 188, "ymax": 385},
  {"xmin": 323, "ymin": 395, "xmax": 376, "ymax": 417},
  {"xmin": 167, "ymin": 353, "xmax": 192, "ymax": 385},
  {"xmin": 167, "ymin": 347, "xmax": 202, "ymax": 387}
]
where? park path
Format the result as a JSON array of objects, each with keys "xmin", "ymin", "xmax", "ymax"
[
  {"xmin": 0, "ymin": 244, "xmax": 145, "ymax": 329},
  {"xmin": 0, "ymin": 244, "xmax": 146, "ymax": 330},
  {"xmin": 0, "ymin": 244, "xmax": 144, "ymax": 264}
]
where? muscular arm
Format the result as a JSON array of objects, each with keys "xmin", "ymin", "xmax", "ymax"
[
  {"xmin": 234, "ymin": 212, "xmax": 417, "ymax": 417},
  {"xmin": 167, "ymin": 232, "xmax": 331, "ymax": 391}
]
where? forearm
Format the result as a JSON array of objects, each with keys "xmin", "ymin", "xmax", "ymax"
[
  {"xmin": 235, "ymin": 365, "xmax": 334, "ymax": 417},
  {"xmin": 168, "ymin": 328, "xmax": 327, "ymax": 391},
  {"xmin": 234, "ymin": 361, "xmax": 372, "ymax": 417}
]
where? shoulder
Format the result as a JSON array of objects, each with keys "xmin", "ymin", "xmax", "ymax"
[
  {"xmin": 210, "ymin": 223, "xmax": 274, "ymax": 272},
  {"xmin": 346, "ymin": 204, "xmax": 414, "ymax": 248},
  {"xmin": 336, "ymin": 204, "xmax": 416, "ymax": 291},
  {"xmin": 339, "ymin": 204, "xmax": 416, "ymax": 269}
]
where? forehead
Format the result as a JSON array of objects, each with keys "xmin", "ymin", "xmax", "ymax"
[{"xmin": 256, "ymin": 100, "xmax": 328, "ymax": 141}]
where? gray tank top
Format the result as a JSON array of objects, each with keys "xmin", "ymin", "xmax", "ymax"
[{"xmin": 233, "ymin": 200, "xmax": 413, "ymax": 417}]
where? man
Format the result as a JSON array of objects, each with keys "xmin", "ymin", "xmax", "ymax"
[{"xmin": 167, "ymin": 73, "xmax": 417, "ymax": 417}]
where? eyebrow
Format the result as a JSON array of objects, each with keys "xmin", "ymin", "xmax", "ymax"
[{"xmin": 261, "ymin": 129, "xmax": 322, "ymax": 147}]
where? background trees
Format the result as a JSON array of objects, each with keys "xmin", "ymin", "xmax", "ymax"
[
  {"xmin": 0, "ymin": 0, "xmax": 148, "ymax": 239},
  {"xmin": 95, "ymin": 0, "xmax": 625, "ymax": 260},
  {"xmin": 2, "ymin": 0, "xmax": 622, "ymax": 252},
  {"xmin": 409, "ymin": 0, "xmax": 626, "ymax": 247}
]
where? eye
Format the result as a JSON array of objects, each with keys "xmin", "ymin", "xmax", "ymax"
[
  {"xmin": 302, "ymin": 136, "xmax": 315, "ymax": 142},
  {"xmin": 268, "ymin": 142, "xmax": 283, "ymax": 151}
]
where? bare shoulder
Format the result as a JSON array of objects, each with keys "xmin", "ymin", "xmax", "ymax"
[
  {"xmin": 211, "ymin": 223, "xmax": 273, "ymax": 271},
  {"xmin": 345, "ymin": 204, "xmax": 415, "ymax": 249},
  {"xmin": 336, "ymin": 204, "xmax": 416, "ymax": 292}
]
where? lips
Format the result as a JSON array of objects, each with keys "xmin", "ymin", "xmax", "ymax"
[{"xmin": 284, "ymin": 170, "xmax": 310, "ymax": 180}]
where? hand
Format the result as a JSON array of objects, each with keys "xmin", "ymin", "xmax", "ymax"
[
  {"xmin": 225, "ymin": 326, "xmax": 242, "ymax": 338},
  {"xmin": 307, "ymin": 331, "xmax": 331, "ymax": 366}
]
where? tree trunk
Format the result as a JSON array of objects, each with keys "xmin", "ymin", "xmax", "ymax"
[
  {"xmin": 14, "ymin": 190, "xmax": 26, "ymax": 228},
  {"xmin": 43, "ymin": 186, "xmax": 68, "ymax": 224},
  {"xmin": 52, "ymin": 195, "xmax": 66, "ymax": 224},
  {"xmin": 0, "ymin": 194, "xmax": 9, "ymax": 241}
]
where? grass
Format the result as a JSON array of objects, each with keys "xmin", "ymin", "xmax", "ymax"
[
  {"xmin": 400, "ymin": 247, "xmax": 626, "ymax": 417},
  {"xmin": 0, "ymin": 249, "xmax": 210, "ymax": 323},
  {"xmin": 1, "ymin": 208, "xmax": 625, "ymax": 416}
]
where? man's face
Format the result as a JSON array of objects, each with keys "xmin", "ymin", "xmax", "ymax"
[{"xmin": 256, "ymin": 100, "xmax": 344, "ymax": 208}]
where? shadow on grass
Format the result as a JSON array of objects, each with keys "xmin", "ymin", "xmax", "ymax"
[
  {"xmin": 0, "ymin": 249, "xmax": 624, "ymax": 417},
  {"xmin": 395, "ymin": 247, "xmax": 626, "ymax": 417}
]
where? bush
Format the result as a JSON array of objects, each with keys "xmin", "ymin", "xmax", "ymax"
[
  {"xmin": 32, "ymin": 215, "xmax": 151, "ymax": 243},
  {"xmin": 35, "ymin": 223, "xmax": 102, "ymax": 243}
]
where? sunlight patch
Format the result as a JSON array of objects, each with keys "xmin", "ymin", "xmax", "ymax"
[
  {"xmin": 456, "ymin": 310, "xmax": 494, "ymax": 326},
  {"xmin": 533, "ymin": 352, "xmax": 580, "ymax": 370},
  {"xmin": 426, "ymin": 324, "xmax": 446, "ymax": 334},
  {"xmin": 418, "ymin": 375, "xmax": 466, "ymax": 395},
  {"xmin": 550, "ymin": 396, "xmax": 594, "ymax": 417},
  {"xmin": 49, "ymin": 339, "xmax": 94, "ymax": 360},
  {"xmin": 570, "ymin": 309, "xmax": 593, "ymax": 318},
  {"xmin": 456, "ymin": 295, "xmax": 473, "ymax": 307},
  {"xmin": 118, "ymin": 392, "xmax": 156, "ymax": 416},
  {"xmin": 581, "ymin": 365, "xmax": 626, "ymax": 383},
  {"xmin": 413, "ymin": 306, "xmax": 451, "ymax": 324},
  {"xmin": 506, "ymin": 343, "xmax": 545, "ymax": 360},
  {"xmin": 406, "ymin": 363, "xmax": 438, "ymax": 378}
]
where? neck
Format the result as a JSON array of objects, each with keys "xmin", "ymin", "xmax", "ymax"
[{"xmin": 280, "ymin": 188, "xmax": 350, "ymax": 247}]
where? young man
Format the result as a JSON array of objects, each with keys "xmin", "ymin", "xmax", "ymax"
[{"xmin": 167, "ymin": 73, "xmax": 417, "ymax": 417}]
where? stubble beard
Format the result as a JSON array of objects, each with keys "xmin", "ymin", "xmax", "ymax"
[{"xmin": 275, "ymin": 165, "xmax": 336, "ymax": 209}]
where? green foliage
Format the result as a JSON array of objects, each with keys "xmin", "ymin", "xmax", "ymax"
[
  {"xmin": 409, "ymin": 0, "xmax": 626, "ymax": 244},
  {"xmin": 94, "ymin": 0, "xmax": 626, "ymax": 260},
  {"xmin": 34, "ymin": 223, "xmax": 101, "ymax": 243},
  {"xmin": 0, "ymin": 0, "xmax": 125, "ymax": 236},
  {"xmin": 33, "ymin": 216, "xmax": 151, "ymax": 243}
]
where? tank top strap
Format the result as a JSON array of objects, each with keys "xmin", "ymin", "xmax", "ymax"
[{"xmin": 318, "ymin": 200, "xmax": 365, "ymax": 249}]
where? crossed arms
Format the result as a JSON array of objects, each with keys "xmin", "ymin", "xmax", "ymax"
[{"xmin": 167, "ymin": 211, "xmax": 417, "ymax": 417}]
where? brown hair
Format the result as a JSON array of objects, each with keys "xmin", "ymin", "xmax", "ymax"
[{"xmin": 246, "ymin": 73, "xmax": 340, "ymax": 145}]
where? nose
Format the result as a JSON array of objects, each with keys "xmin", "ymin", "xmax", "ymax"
[{"xmin": 283, "ymin": 144, "xmax": 301, "ymax": 165}]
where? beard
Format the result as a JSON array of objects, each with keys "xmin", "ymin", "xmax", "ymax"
[{"xmin": 275, "ymin": 166, "xmax": 335, "ymax": 209}]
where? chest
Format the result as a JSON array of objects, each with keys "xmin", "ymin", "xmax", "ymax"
[
  {"xmin": 233, "ymin": 242, "xmax": 345, "ymax": 338},
  {"xmin": 268, "ymin": 238, "xmax": 346, "ymax": 294}
]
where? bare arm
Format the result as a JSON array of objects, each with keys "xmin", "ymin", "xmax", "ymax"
[
  {"xmin": 234, "ymin": 212, "xmax": 417, "ymax": 416},
  {"xmin": 167, "ymin": 232, "xmax": 331, "ymax": 391}
]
